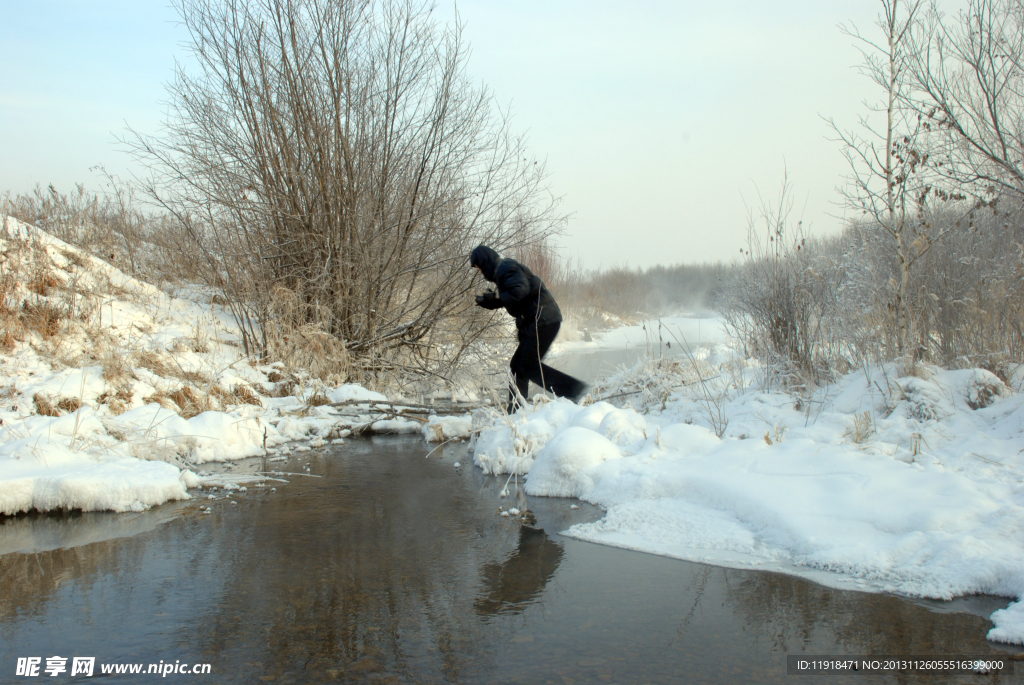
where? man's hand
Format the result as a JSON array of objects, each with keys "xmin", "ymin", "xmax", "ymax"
[{"xmin": 475, "ymin": 290, "xmax": 501, "ymax": 309}]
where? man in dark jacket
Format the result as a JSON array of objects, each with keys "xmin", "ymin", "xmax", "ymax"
[{"xmin": 471, "ymin": 245, "xmax": 587, "ymax": 412}]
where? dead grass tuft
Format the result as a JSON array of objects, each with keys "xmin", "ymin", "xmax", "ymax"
[
  {"xmin": 190, "ymin": 339, "xmax": 210, "ymax": 354},
  {"xmin": 307, "ymin": 391, "xmax": 330, "ymax": 407},
  {"xmin": 137, "ymin": 349, "xmax": 171, "ymax": 378},
  {"xmin": 97, "ymin": 343, "xmax": 139, "ymax": 383},
  {"xmin": 168, "ymin": 386, "xmax": 206, "ymax": 418},
  {"xmin": 179, "ymin": 369, "xmax": 210, "ymax": 385},
  {"xmin": 143, "ymin": 392, "xmax": 180, "ymax": 413},
  {"xmin": 56, "ymin": 397, "xmax": 82, "ymax": 414},
  {"xmin": 0, "ymin": 329, "xmax": 16, "ymax": 352},
  {"xmin": 28, "ymin": 271, "xmax": 61, "ymax": 297},
  {"xmin": 232, "ymin": 383, "xmax": 263, "ymax": 407},
  {"xmin": 273, "ymin": 378, "xmax": 299, "ymax": 398},
  {"xmin": 59, "ymin": 249, "xmax": 87, "ymax": 269},
  {"xmin": 205, "ymin": 383, "xmax": 262, "ymax": 409},
  {"xmin": 20, "ymin": 301, "xmax": 65, "ymax": 339},
  {"xmin": 267, "ymin": 370, "xmax": 285, "ymax": 383},
  {"xmin": 265, "ymin": 287, "xmax": 351, "ymax": 380},
  {"xmin": 33, "ymin": 393, "xmax": 58, "ymax": 417},
  {"xmin": 98, "ymin": 386, "xmax": 132, "ymax": 415},
  {"xmin": 33, "ymin": 392, "xmax": 84, "ymax": 416},
  {"xmin": 844, "ymin": 411, "xmax": 874, "ymax": 444}
]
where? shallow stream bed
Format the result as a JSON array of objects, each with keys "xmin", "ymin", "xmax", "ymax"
[{"xmin": 1, "ymin": 436, "xmax": 1021, "ymax": 684}]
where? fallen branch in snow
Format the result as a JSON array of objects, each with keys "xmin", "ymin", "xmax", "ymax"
[{"xmin": 327, "ymin": 399, "xmax": 482, "ymax": 415}]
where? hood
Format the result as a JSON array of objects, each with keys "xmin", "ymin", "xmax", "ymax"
[{"xmin": 471, "ymin": 245, "xmax": 501, "ymax": 282}]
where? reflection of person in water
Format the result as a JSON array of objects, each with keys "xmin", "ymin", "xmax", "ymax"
[{"xmin": 474, "ymin": 526, "xmax": 564, "ymax": 616}]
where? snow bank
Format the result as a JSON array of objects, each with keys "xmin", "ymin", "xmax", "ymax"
[
  {"xmin": 0, "ymin": 444, "xmax": 188, "ymax": 515},
  {"xmin": 524, "ymin": 427, "xmax": 620, "ymax": 497},
  {"xmin": 422, "ymin": 415, "xmax": 474, "ymax": 442},
  {"xmin": 0, "ymin": 218, "xmax": 443, "ymax": 516},
  {"xmin": 471, "ymin": 359, "xmax": 1024, "ymax": 644}
]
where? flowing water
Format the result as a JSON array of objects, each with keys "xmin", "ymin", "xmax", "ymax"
[{"xmin": 1, "ymin": 435, "xmax": 1021, "ymax": 684}]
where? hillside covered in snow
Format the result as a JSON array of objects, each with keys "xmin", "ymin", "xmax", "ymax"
[{"xmin": 0, "ymin": 218, "xmax": 444, "ymax": 516}]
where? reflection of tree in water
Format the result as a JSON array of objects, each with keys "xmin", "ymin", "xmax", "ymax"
[
  {"xmin": 724, "ymin": 569, "xmax": 1019, "ymax": 685},
  {"xmin": 0, "ymin": 534, "xmax": 145, "ymax": 624},
  {"xmin": 474, "ymin": 526, "xmax": 564, "ymax": 617},
  {"xmin": 0, "ymin": 441, "xmax": 546, "ymax": 684}
]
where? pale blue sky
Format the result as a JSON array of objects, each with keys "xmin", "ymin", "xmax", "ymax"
[{"xmin": 1, "ymin": 1, "xmax": 895, "ymax": 267}]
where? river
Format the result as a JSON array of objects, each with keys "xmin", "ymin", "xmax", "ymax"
[{"xmin": 1, "ymin": 433, "xmax": 1020, "ymax": 684}]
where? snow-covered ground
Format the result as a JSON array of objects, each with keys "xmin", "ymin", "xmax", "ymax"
[
  {"xmin": 472, "ymin": 322, "xmax": 1024, "ymax": 646},
  {"xmin": 0, "ymin": 218, "xmax": 438, "ymax": 516}
]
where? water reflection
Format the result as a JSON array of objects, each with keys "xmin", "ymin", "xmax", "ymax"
[
  {"xmin": 722, "ymin": 569, "xmax": 1019, "ymax": 683},
  {"xmin": 474, "ymin": 526, "xmax": 564, "ymax": 617},
  {"xmin": 0, "ymin": 437, "xmax": 1021, "ymax": 684}
]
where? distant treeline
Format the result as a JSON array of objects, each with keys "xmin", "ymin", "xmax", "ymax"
[{"xmin": 549, "ymin": 261, "xmax": 740, "ymax": 320}]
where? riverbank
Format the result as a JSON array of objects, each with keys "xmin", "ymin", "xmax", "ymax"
[{"xmin": 472, "ymin": 338, "xmax": 1024, "ymax": 646}]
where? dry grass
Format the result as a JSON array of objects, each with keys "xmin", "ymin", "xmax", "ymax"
[
  {"xmin": 59, "ymin": 248, "xmax": 87, "ymax": 269},
  {"xmin": 137, "ymin": 349, "xmax": 211, "ymax": 385},
  {"xmin": 265, "ymin": 287, "xmax": 351, "ymax": 380},
  {"xmin": 0, "ymin": 232, "xmax": 81, "ymax": 349},
  {"xmin": 136, "ymin": 349, "xmax": 171, "ymax": 377},
  {"xmin": 168, "ymin": 386, "xmax": 206, "ymax": 418},
  {"xmin": 28, "ymin": 271, "xmax": 61, "ymax": 297},
  {"xmin": 99, "ymin": 347, "xmax": 139, "ymax": 383},
  {"xmin": 144, "ymin": 382, "xmax": 263, "ymax": 418},
  {"xmin": 176, "ymin": 369, "xmax": 210, "ymax": 386},
  {"xmin": 33, "ymin": 393, "xmax": 57, "ymax": 417},
  {"xmin": 6, "ymin": 183, "xmax": 211, "ymax": 289},
  {"xmin": 19, "ymin": 301, "xmax": 66, "ymax": 339},
  {"xmin": 33, "ymin": 393, "xmax": 82, "ymax": 417},
  {"xmin": 273, "ymin": 377, "xmax": 299, "ymax": 398},
  {"xmin": 307, "ymin": 391, "xmax": 330, "ymax": 407},
  {"xmin": 844, "ymin": 411, "xmax": 874, "ymax": 444},
  {"xmin": 144, "ymin": 386, "xmax": 213, "ymax": 419},
  {"xmin": 186, "ymin": 320, "xmax": 211, "ymax": 354},
  {"xmin": 97, "ymin": 386, "xmax": 132, "ymax": 415},
  {"xmin": 232, "ymin": 383, "xmax": 263, "ymax": 406},
  {"xmin": 56, "ymin": 397, "xmax": 82, "ymax": 413},
  {"xmin": 207, "ymin": 382, "xmax": 263, "ymax": 409},
  {"xmin": 157, "ymin": 352, "xmax": 211, "ymax": 386},
  {"xmin": 142, "ymin": 391, "xmax": 180, "ymax": 413}
]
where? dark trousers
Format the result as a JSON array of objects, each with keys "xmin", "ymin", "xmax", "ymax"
[{"xmin": 508, "ymin": 321, "xmax": 586, "ymax": 412}]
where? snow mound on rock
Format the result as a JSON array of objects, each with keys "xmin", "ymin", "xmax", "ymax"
[{"xmin": 524, "ymin": 427, "xmax": 621, "ymax": 498}]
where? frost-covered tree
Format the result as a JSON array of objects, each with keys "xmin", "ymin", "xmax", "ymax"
[{"xmin": 828, "ymin": 0, "xmax": 940, "ymax": 358}]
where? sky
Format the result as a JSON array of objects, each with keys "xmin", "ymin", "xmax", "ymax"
[{"xmin": 1, "ymin": 1, "xmax": 899, "ymax": 269}]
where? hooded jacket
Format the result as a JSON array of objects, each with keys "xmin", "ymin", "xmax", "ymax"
[{"xmin": 471, "ymin": 245, "xmax": 562, "ymax": 329}]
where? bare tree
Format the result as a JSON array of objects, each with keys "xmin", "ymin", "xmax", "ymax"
[
  {"xmin": 828, "ymin": 0, "xmax": 942, "ymax": 358},
  {"xmin": 125, "ymin": 0, "xmax": 562, "ymax": 380},
  {"xmin": 908, "ymin": 0, "xmax": 1024, "ymax": 201}
]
